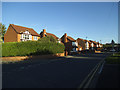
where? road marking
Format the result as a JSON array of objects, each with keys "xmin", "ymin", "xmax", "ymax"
[
  {"xmin": 98, "ymin": 61, "xmax": 105, "ymax": 74},
  {"xmin": 78, "ymin": 58, "xmax": 105, "ymax": 89}
]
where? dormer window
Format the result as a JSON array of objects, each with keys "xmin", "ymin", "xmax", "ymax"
[{"xmin": 23, "ymin": 30, "xmax": 30, "ymax": 34}]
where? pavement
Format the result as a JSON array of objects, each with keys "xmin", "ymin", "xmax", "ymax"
[{"xmin": 96, "ymin": 64, "xmax": 120, "ymax": 88}]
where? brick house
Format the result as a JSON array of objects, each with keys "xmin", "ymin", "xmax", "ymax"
[
  {"xmin": 40, "ymin": 29, "xmax": 61, "ymax": 43},
  {"xmin": 77, "ymin": 38, "xmax": 91, "ymax": 50},
  {"xmin": 4, "ymin": 24, "xmax": 40, "ymax": 42},
  {"xmin": 60, "ymin": 33, "xmax": 81, "ymax": 54},
  {"xmin": 89, "ymin": 40, "xmax": 103, "ymax": 50}
]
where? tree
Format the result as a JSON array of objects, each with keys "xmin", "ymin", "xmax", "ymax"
[
  {"xmin": 0, "ymin": 23, "xmax": 6, "ymax": 41},
  {"xmin": 38, "ymin": 36, "xmax": 57, "ymax": 43},
  {"xmin": 111, "ymin": 40, "xmax": 115, "ymax": 50}
]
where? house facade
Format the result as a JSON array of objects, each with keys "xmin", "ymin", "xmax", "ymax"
[
  {"xmin": 77, "ymin": 38, "xmax": 90, "ymax": 50},
  {"xmin": 61, "ymin": 33, "xmax": 81, "ymax": 54},
  {"xmin": 4, "ymin": 24, "xmax": 40, "ymax": 42},
  {"xmin": 77, "ymin": 38, "xmax": 103, "ymax": 51},
  {"xmin": 89, "ymin": 40, "xmax": 103, "ymax": 50}
]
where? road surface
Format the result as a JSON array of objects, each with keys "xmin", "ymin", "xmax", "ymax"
[{"xmin": 2, "ymin": 53, "xmax": 110, "ymax": 88}]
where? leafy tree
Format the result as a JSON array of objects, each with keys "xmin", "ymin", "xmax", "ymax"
[
  {"xmin": 38, "ymin": 36, "xmax": 57, "ymax": 43},
  {"xmin": 0, "ymin": 23, "xmax": 6, "ymax": 41}
]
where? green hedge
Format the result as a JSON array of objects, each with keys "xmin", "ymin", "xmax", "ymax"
[{"xmin": 2, "ymin": 41, "xmax": 65, "ymax": 57}]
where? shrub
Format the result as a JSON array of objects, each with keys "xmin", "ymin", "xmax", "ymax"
[
  {"xmin": 2, "ymin": 41, "xmax": 65, "ymax": 57},
  {"xmin": 38, "ymin": 36, "xmax": 57, "ymax": 43}
]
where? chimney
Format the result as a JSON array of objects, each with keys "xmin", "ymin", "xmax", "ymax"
[
  {"xmin": 64, "ymin": 33, "xmax": 67, "ymax": 43},
  {"xmin": 43, "ymin": 29, "xmax": 46, "ymax": 37}
]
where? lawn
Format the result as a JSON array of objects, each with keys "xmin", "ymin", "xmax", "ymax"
[{"xmin": 105, "ymin": 52, "xmax": 120, "ymax": 64}]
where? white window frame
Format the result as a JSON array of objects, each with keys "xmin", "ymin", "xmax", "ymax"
[
  {"xmin": 79, "ymin": 48, "xmax": 82, "ymax": 51},
  {"xmin": 24, "ymin": 30, "xmax": 29, "ymax": 34},
  {"xmin": 72, "ymin": 42, "xmax": 78, "ymax": 46},
  {"xmin": 97, "ymin": 44, "xmax": 99, "ymax": 47},
  {"xmin": 86, "ymin": 42, "xmax": 89, "ymax": 49},
  {"xmin": 29, "ymin": 35, "xmax": 32, "ymax": 40},
  {"xmin": 20, "ymin": 31, "xmax": 32, "ymax": 41},
  {"xmin": 91, "ymin": 43, "xmax": 94, "ymax": 47}
]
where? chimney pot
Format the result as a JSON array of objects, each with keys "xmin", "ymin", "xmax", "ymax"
[
  {"xmin": 43, "ymin": 29, "xmax": 46, "ymax": 37},
  {"xmin": 64, "ymin": 33, "xmax": 67, "ymax": 43},
  {"xmin": 64, "ymin": 33, "xmax": 67, "ymax": 37}
]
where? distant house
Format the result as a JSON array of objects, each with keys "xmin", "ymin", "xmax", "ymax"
[
  {"xmin": 4, "ymin": 24, "xmax": 40, "ymax": 42},
  {"xmin": 61, "ymin": 33, "xmax": 81, "ymax": 54},
  {"xmin": 77, "ymin": 38, "xmax": 103, "ymax": 51},
  {"xmin": 40, "ymin": 29, "xmax": 61, "ymax": 43},
  {"xmin": 89, "ymin": 40, "xmax": 103, "ymax": 50},
  {"xmin": 77, "ymin": 38, "xmax": 91, "ymax": 50}
]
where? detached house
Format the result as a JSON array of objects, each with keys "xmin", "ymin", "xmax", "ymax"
[
  {"xmin": 77, "ymin": 38, "xmax": 91, "ymax": 50},
  {"xmin": 40, "ymin": 29, "xmax": 61, "ymax": 43},
  {"xmin": 89, "ymin": 40, "xmax": 103, "ymax": 50},
  {"xmin": 61, "ymin": 33, "xmax": 81, "ymax": 54},
  {"xmin": 4, "ymin": 24, "xmax": 40, "ymax": 42}
]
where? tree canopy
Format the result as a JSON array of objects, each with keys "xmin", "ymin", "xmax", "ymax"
[
  {"xmin": 38, "ymin": 36, "xmax": 57, "ymax": 43},
  {"xmin": 0, "ymin": 23, "xmax": 6, "ymax": 41}
]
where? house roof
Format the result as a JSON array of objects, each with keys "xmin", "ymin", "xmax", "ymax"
[
  {"xmin": 10, "ymin": 24, "xmax": 40, "ymax": 36},
  {"xmin": 89, "ymin": 40, "xmax": 99, "ymax": 44},
  {"xmin": 77, "ymin": 38, "xmax": 85, "ymax": 41},
  {"xmin": 60, "ymin": 34, "xmax": 76, "ymax": 42},
  {"xmin": 46, "ymin": 33, "xmax": 59, "ymax": 40},
  {"xmin": 40, "ymin": 31, "xmax": 59, "ymax": 40},
  {"xmin": 77, "ymin": 38, "xmax": 87, "ymax": 43},
  {"xmin": 67, "ymin": 36, "xmax": 76, "ymax": 42}
]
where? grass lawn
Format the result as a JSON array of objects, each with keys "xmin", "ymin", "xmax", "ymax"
[{"xmin": 105, "ymin": 52, "xmax": 120, "ymax": 64}]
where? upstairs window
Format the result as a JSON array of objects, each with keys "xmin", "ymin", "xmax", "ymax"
[
  {"xmin": 91, "ymin": 43, "xmax": 94, "ymax": 47},
  {"xmin": 24, "ymin": 30, "xmax": 30, "ymax": 34},
  {"xmin": 24, "ymin": 34, "xmax": 29, "ymax": 39}
]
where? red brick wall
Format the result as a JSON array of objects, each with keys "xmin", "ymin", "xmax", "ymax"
[
  {"xmin": 77, "ymin": 39, "xmax": 86, "ymax": 50},
  {"xmin": 4, "ymin": 25, "xmax": 18, "ymax": 42}
]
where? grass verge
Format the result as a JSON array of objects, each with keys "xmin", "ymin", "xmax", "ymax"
[{"xmin": 105, "ymin": 52, "xmax": 120, "ymax": 64}]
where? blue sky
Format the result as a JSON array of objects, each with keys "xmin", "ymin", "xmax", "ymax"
[{"xmin": 2, "ymin": 2, "xmax": 118, "ymax": 44}]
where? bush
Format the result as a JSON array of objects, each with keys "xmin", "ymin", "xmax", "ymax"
[
  {"xmin": 2, "ymin": 41, "xmax": 65, "ymax": 57},
  {"xmin": 38, "ymin": 36, "xmax": 57, "ymax": 43}
]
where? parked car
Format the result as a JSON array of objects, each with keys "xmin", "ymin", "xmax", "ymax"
[{"xmin": 109, "ymin": 49, "xmax": 116, "ymax": 52}]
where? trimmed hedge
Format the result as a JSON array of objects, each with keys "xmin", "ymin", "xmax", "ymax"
[{"xmin": 2, "ymin": 41, "xmax": 65, "ymax": 57}]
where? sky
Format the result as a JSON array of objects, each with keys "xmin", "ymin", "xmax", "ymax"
[{"xmin": 2, "ymin": 2, "xmax": 118, "ymax": 44}]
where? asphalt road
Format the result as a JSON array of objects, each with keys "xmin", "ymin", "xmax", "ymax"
[{"xmin": 2, "ymin": 53, "xmax": 110, "ymax": 88}]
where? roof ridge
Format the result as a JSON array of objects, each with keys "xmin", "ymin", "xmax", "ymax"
[
  {"xmin": 11, "ymin": 24, "xmax": 33, "ymax": 29},
  {"xmin": 9, "ymin": 24, "xmax": 40, "ymax": 36},
  {"xmin": 10, "ymin": 24, "xmax": 19, "ymax": 33}
]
